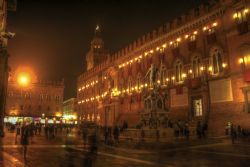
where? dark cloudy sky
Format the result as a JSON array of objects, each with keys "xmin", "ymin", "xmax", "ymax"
[{"xmin": 7, "ymin": 0, "xmax": 207, "ymax": 100}]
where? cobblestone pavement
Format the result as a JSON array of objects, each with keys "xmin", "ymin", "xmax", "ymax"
[{"xmin": 1, "ymin": 129, "xmax": 250, "ymax": 167}]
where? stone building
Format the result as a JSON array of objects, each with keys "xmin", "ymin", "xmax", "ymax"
[
  {"xmin": 77, "ymin": 0, "xmax": 250, "ymax": 136},
  {"xmin": 63, "ymin": 98, "xmax": 78, "ymax": 123},
  {"xmin": 5, "ymin": 70, "xmax": 64, "ymax": 119}
]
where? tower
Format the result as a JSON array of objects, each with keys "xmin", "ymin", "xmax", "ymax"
[{"xmin": 86, "ymin": 25, "xmax": 108, "ymax": 70}]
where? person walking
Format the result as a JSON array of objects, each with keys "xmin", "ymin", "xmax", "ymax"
[
  {"xmin": 21, "ymin": 125, "xmax": 29, "ymax": 160},
  {"xmin": 15, "ymin": 124, "xmax": 21, "ymax": 144}
]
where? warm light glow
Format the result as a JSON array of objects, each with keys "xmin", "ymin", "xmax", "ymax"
[
  {"xmin": 157, "ymin": 80, "xmax": 160, "ymax": 84},
  {"xmin": 233, "ymin": 13, "xmax": 238, "ymax": 19},
  {"xmin": 150, "ymin": 50, "xmax": 154, "ymax": 53},
  {"xmin": 203, "ymin": 26, "xmax": 207, "ymax": 31},
  {"xmin": 185, "ymin": 35, "xmax": 189, "ymax": 39},
  {"xmin": 200, "ymin": 66, "xmax": 204, "ymax": 71},
  {"xmin": 182, "ymin": 73, "xmax": 187, "ymax": 78},
  {"xmin": 239, "ymin": 58, "xmax": 244, "ymax": 64},
  {"xmin": 193, "ymin": 31, "xmax": 198, "ymax": 35},
  {"xmin": 145, "ymin": 83, "xmax": 148, "ymax": 87},
  {"xmin": 17, "ymin": 72, "xmax": 31, "ymax": 87},
  {"xmin": 213, "ymin": 22, "xmax": 218, "ymax": 27},
  {"xmin": 166, "ymin": 78, "xmax": 169, "ymax": 81},
  {"xmin": 208, "ymin": 66, "xmax": 213, "ymax": 72},
  {"xmin": 162, "ymin": 44, "xmax": 167, "ymax": 48},
  {"xmin": 244, "ymin": 9, "xmax": 249, "ymax": 14},
  {"xmin": 222, "ymin": 63, "xmax": 227, "ymax": 68},
  {"xmin": 171, "ymin": 76, "xmax": 175, "ymax": 80},
  {"xmin": 177, "ymin": 38, "xmax": 181, "ymax": 42},
  {"xmin": 189, "ymin": 69, "xmax": 193, "ymax": 74},
  {"xmin": 169, "ymin": 41, "xmax": 173, "ymax": 45}
]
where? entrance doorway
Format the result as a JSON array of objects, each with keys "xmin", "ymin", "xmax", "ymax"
[{"xmin": 192, "ymin": 98, "xmax": 203, "ymax": 117}]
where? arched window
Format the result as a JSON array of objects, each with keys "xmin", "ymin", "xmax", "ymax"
[
  {"xmin": 210, "ymin": 47, "xmax": 223, "ymax": 75},
  {"xmin": 192, "ymin": 55, "xmax": 201, "ymax": 78},
  {"xmin": 175, "ymin": 60, "xmax": 183, "ymax": 83}
]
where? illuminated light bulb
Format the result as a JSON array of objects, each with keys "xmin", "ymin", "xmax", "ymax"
[
  {"xmin": 96, "ymin": 80, "xmax": 98, "ymax": 83},
  {"xmin": 208, "ymin": 66, "xmax": 213, "ymax": 72},
  {"xmin": 169, "ymin": 41, "xmax": 173, "ymax": 45},
  {"xmin": 171, "ymin": 76, "xmax": 175, "ymax": 80},
  {"xmin": 182, "ymin": 73, "xmax": 187, "ymax": 78},
  {"xmin": 193, "ymin": 31, "xmax": 198, "ymax": 35},
  {"xmin": 156, "ymin": 47, "xmax": 160, "ymax": 51},
  {"xmin": 122, "ymin": 64, "xmax": 125, "ymax": 67},
  {"xmin": 166, "ymin": 78, "xmax": 169, "ymax": 81},
  {"xmin": 139, "ymin": 55, "xmax": 142, "ymax": 59},
  {"xmin": 150, "ymin": 50, "xmax": 154, "ymax": 53},
  {"xmin": 145, "ymin": 83, "xmax": 148, "ymax": 87},
  {"xmin": 177, "ymin": 38, "xmax": 181, "ymax": 42},
  {"xmin": 144, "ymin": 52, "xmax": 148, "ymax": 56},
  {"xmin": 78, "ymin": 88, "xmax": 81, "ymax": 91},
  {"xmin": 131, "ymin": 87, "xmax": 134, "ymax": 91},
  {"xmin": 239, "ymin": 58, "xmax": 244, "ymax": 64},
  {"xmin": 135, "ymin": 86, "xmax": 138, "ymax": 90},
  {"xmin": 213, "ymin": 22, "xmax": 218, "ymax": 27},
  {"xmin": 222, "ymin": 63, "xmax": 227, "ymax": 68},
  {"xmin": 140, "ymin": 85, "xmax": 144, "ymax": 88},
  {"xmin": 189, "ymin": 69, "xmax": 193, "ymax": 74},
  {"xmin": 185, "ymin": 35, "xmax": 189, "ymax": 39},
  {"xmin": 157, "ymin": 80, "xmax": 160, "ymax": 84},
  {"xmin": 134, "ymin": 57, "xmax": 138, "ymax": 61},
  {"xmin": 162, "ymin": 44, "xmax": 167, "ymax": 48},
  {"xmin": 203, "ymin": 26, "xmax": 207, "ymax": 31},
  {"xmin": 200, "ymin": 66, "xmax": 204, "ymax": 71},
  {"xmin": 126, "ymin": 62, "xmax": 129, "ymax": 65},
  {"xmin": 119, "ymin": 65, "xmax": 122, "ymax": 68}
]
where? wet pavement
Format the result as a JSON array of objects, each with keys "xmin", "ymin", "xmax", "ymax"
[{"xmin": 1, "ymin": 129, "xmax": 250, "ymax": 167}]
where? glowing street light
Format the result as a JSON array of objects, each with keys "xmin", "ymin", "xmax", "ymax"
[{"xmin": 17, "ymin": 72, "xmax": 31, "ymax": 87}]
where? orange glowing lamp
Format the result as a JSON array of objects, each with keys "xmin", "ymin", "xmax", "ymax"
[{"xmin": 17, "ymin": 72, "xmax": 31, "ymax": 87}]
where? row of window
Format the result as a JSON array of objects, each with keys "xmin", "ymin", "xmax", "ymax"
[
  {"xmin": 18, "ymin": 105, "xmax": 59, "ymax": 111},
  {"xmin": 8, "ymin": 93, "xmax": 61, "ymax": 101}
]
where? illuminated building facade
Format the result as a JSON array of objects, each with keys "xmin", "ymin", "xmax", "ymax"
[
  {"xmin": 77, "ymin": 0, "xmax": 250, "ymax": 136},
  {"xmin": 63, "ymin": 98, "xmax": 78, "ymax": 123},
  {"xmin": 5, "ymin": 70, "xmax": 64, "ymax": 120}
]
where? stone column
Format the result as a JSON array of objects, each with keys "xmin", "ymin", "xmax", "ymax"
[{"xmin": 0, "ymin": 47, "xmax": 8, "ymax": 137}]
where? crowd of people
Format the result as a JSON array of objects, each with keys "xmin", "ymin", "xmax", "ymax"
[{"xmin": 228, "ymin": 123, "xmax": 250, "ymax": 144}]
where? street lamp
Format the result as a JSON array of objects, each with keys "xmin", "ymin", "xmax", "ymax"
[{"xmin": 17, "ymin": 72, "xmax": 31, "ymax": 87}]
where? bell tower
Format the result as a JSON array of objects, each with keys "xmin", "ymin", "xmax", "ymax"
[{"xmin": 86, "ymin": 25, "xmax": 107, "ymax": 70}]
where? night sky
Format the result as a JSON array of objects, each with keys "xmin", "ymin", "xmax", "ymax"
[{"xmin": 7, "ymin": 0, "xmax": 207, "ymax": 100}]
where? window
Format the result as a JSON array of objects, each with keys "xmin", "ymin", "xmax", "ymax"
[
  {"xmin": 207, "ymin": 28, "xmax": 216, "ymax": 44},
  {"xmin": 233, "ymin": 9, "xmax": 249, "ymax": 34},
  {"xmin": 188, "ymin": 35, "xmax": 197, "ymax": 51},
  {"xmin": 210, "ymin": 47, "xmax": 223, "ymax": 75},
  {"xmin": 175, "ymin": 60, "xmax": 183, "ymax": 83},
  {"xmin": 192, "ymin": 55, "xmax": 201, "ymax": 78},
  {"xmin": 193, "ymin": 99, "xmax": 202, "ymax": 117}
]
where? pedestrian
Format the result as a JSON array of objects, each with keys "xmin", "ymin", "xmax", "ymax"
[
  {"xmin": 21, "ymin": 125, "xmax": 29, "ymax": 160},
  {"xmin": 196, "ymin": 121, "xmax": 202, "ymax": 139},
  {"xmin": 82, "ymin": 128, "xmax": 88, "ymax": 147},
  {"xmin": 231, "ymin": 124, "xmax": 236, "ymax": 144},
  {"xmin": 15, "ymin": 124, "xmax": 21, "ymax": 144}
]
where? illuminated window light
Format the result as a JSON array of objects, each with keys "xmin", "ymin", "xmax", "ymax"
[
  {"xmin": 233, "ymin": 13, "xmax": 238, "ymax": 19},
  {"xmin": 239, "ymin": 58, "xmax": 244, "ymax": 64},
  {"xmin": 208, "ymin": 66, "xmax": 213, "ymax": 72},
  {"xmin": 182, "ymin": 73, "xmax": 187, "ymax": 78},
  {"xmin": 244, "ymin": 8, "xmax": 249, "ymax": 14}
]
